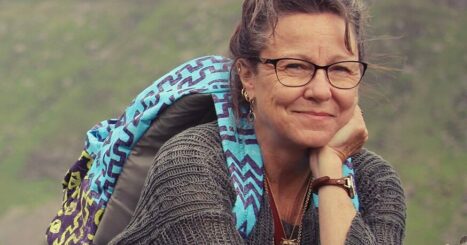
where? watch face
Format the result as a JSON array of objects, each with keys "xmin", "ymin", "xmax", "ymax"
[
  {"xmin": 348, "ymin": 184, "xmax": 355, "ymax": 198},
  {"xmin": 344, "ymin": 176, "xmax": 356, "ymax": 198}
]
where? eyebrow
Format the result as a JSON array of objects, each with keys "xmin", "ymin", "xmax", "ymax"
[{"xmin": 273, "ymin": 53, "xmax": 359, "ymax": 64}]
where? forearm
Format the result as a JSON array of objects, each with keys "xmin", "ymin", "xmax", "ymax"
[
  {"xmin": 316, "ymin": 149, "xmax": 406, "ymax": 245},
  {"xmin": 316, "ymin": 149, "xmax": 356, "ymax": 245}
]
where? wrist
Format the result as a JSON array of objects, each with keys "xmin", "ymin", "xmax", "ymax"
[
  {"xmin": 317, "ymin": 147, "xmax": 343, "ymax": 178},
  {"xmin": 312, "ymin": 175, "xmax": 356, "ymax": 198}
]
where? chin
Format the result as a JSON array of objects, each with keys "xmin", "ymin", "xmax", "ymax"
[{"xmin": 292, "ymin": 130, "xmax": 334, "ymax": 148}]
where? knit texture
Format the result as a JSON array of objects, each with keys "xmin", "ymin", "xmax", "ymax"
[{"xmin": 110, "ymin": 121, "xmax": 406, "ymax": 244}]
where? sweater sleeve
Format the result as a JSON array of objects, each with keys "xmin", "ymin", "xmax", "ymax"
[
  {"xmin": 345, "ymin": 150, "xmax": 407, "ymax": 245},
  {"xmin": 109, "ymin": 122, "xmax": 244, "ymax": 244}
]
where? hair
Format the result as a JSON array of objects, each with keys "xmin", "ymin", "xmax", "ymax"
[{"xmin": 229, "ymin": 0, "xmax": 368, "ymax": 117}]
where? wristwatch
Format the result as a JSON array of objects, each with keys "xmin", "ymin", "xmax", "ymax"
[{"xmin": 311, "ymin": 175, "xmax": 356, "ymax": 198}]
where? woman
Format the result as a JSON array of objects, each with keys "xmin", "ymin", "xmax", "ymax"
[{"xmin": 109, "ymin": 0, "xmax": 406, "ymax": 244}]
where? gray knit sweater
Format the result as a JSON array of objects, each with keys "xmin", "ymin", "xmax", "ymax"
[{"xmin": 110, "ymin": 121, "xmax": 406, "ymax": 244}]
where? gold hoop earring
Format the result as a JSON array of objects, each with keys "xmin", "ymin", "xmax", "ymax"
[
  {"xmin": 241, "ymin": 88, "xmax": 251, "ymax": 103},
  {"xmin": 247, "ymin": 104, "xmax": 256, "ymax": 122},
  {"xmin": 241, "ymin": 88, "xmax": 255, "ymax": 122}
]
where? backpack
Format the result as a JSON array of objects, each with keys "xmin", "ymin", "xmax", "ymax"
[{"xmin": 45, "ymin": 55, "xmax": 360, "ymax": 244}]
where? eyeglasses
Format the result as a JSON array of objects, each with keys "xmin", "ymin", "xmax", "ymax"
[{"xmin": 257, "ymin": 57, "xmax": 368, "ymax": 89}]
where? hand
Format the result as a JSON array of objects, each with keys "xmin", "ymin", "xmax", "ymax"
[
  {"xmin": 309, "ymin": 106, "xmax": 368, "ymax": 177},
  {"xmin": 326, "ymin": 105, "xmax": 368, "ymax": 162}
]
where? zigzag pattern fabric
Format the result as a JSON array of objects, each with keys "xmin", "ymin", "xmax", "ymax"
[
  {"xmin": 46, "ymin": 55, "xmax": 359, "ymax": 244},
  {"xmin": 213, "ymin": 91, "xmax": 265, "ymax": 237}
]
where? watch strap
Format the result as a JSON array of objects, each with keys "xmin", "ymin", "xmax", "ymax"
[{"xmin": 311, "ymin": 175, "xmax": 355, "ymax": 198}]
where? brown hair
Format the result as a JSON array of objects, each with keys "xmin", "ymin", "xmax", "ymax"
[{"xmin": 229, "ymin": 0, "xmax": 368, "ymax": 117}]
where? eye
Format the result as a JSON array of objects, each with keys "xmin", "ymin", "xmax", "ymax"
[
  {"xmin": 277, "ymin": 59, "xmax": 313, "ymax": 74},
  {"xmin": 330, "ymin": 64, "xmax": 353, "ymax": 74},
  {"xmin": 284, "ymin": 63, "xmax": 308, "ymax": 70}
]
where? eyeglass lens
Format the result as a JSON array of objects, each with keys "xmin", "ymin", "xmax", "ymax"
[{"xmin": 274, "ymin": 59, "xmax": 365, "ymax": 88}]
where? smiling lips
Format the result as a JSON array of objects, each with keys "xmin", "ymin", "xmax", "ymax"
[{"xmin": 293, "ymin": 110, "xmax": 335, "ymax": 120}]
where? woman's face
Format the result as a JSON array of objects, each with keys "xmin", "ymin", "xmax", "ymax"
[{"xmin": 241, "ymin": 13, "xmax": 360, "ymax": 149}]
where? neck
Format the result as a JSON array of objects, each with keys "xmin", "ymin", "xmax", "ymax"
[
  {"xmin": 257, "ymin": 129, "xmax": 312, "ymax": 199},
  {"xmin": 255, "ymin": 125, "xmax": 311, "ymax": 186},
  {"xmin": 261, "ymin": 147, "xmax": 310, "ymax": 187},
  {"xmin": 254, "ymin": 122, "xmax": 313, "ymax": 224}
]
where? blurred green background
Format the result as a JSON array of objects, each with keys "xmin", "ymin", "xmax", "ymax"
[{"xmin": 0, "ymin": 0, "xmax": 465, "ymax": 244}]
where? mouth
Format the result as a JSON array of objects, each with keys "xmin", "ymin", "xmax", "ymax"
[{"xmin": 292, "ymin": 110, "xmax": 335, "ymax": 120}]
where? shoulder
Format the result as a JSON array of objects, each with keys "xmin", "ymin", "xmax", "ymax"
[
  {"xmin": 113, "ymin": 121, "xmax": 240, "ymax": 244},
  {"xmin": 158, "ymin": 120, "xmax": 222, "ymax": 155},
  {"xmin": 148, "ymin": 120, "xmax": 232, "ymax": 195},
  {"xmin": 141, "ymin": 120, "xmax": 235, "ymax": 208},
  {"xmin": 154, "ymin": 120, "xmax": 224, "ymax": 168}
]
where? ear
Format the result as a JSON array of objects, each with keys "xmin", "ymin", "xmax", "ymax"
[{"xmin": 236, "ymin": 59, "xmax": 256, "ymax": 98}]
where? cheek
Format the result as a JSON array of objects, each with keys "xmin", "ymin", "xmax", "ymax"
[
  {"xmin": 253, "ymin": 73, "xmax": 287, "ymax": 108},
  {"xmin": 257, "ymin": 83, "xmax": 301, "ymax": 117},
  {"xmin": 335, "ymin": 89, "xmax": 358, "ymax": 125}
]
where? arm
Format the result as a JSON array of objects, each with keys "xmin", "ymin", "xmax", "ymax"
[
  {"xmin": 310, "ymin": 107, "xmax": 406, "ymax": 245},
  {"xmin": 109, "ymin": 123, "xmax": 244, "ymax": 244},
  {"xmin": 309, "ymin": 106, "xmax": 368, "ymax": 245},
  {"xmin": 345, "ymin": 151, "xmax": 406, "ymax": 245},
  {"xmin": 311, "ymin": 148, "xmax": 359, "ymax": 245},
  {"xmin": 316, "ymin": 150, "xmax": 407, "ymax": 245}
]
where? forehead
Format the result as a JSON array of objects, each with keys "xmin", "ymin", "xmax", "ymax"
[{"xmin": 262, "ymin": 13, "xmax": 357, "ymax": 62}]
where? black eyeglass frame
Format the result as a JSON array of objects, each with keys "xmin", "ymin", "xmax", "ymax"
[{"xmin": 256, "ymin": 57, "xmax": 368, "ymax": 89}]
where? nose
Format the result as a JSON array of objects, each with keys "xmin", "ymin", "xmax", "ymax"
[{"xmin": 303, "ymin": 69, "xmax": 332, "ymax": 102}]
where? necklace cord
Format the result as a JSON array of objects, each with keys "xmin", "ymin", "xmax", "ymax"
[
  {"xmin": 265, "ymin": 175, "xmax": 312, "ymax": 245},
  {"xmin": 265, "ymin": 177, "xmax": 286, "ymax": 245}
]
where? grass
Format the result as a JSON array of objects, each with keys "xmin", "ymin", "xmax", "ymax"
[
  {"xmin": 0, "ymin": 0, "xmax": 465, "ymax": 244},
  {"xmin": 0, "ymin": 0, "xmax": 241, "ymax": 214}
]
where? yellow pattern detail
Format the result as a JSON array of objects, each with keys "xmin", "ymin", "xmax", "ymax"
[
  {"xmin": 52, "ymin": 189, "xmax": 93, "ymax": 245},
  {"xmin": 94, "ymin": 208, "xmax": 104, "ymax": 225},
  {"xmin": 48, "ymin": 151, "xmax": 99, "ymax": 245},
  {"xmin": 82, "ymin": 151, "xmax": 93, "ymax": 169},
  {"xmin": 68, "ymin": 171, "xmax": 82, "ymax": 189},
  {"xmin": 64, "ymin": 202, "xmax": 77, "ymax": 216},
  {"xmin": 49, "ymin": 219, "xmax": 62, "ymax": 234}
]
